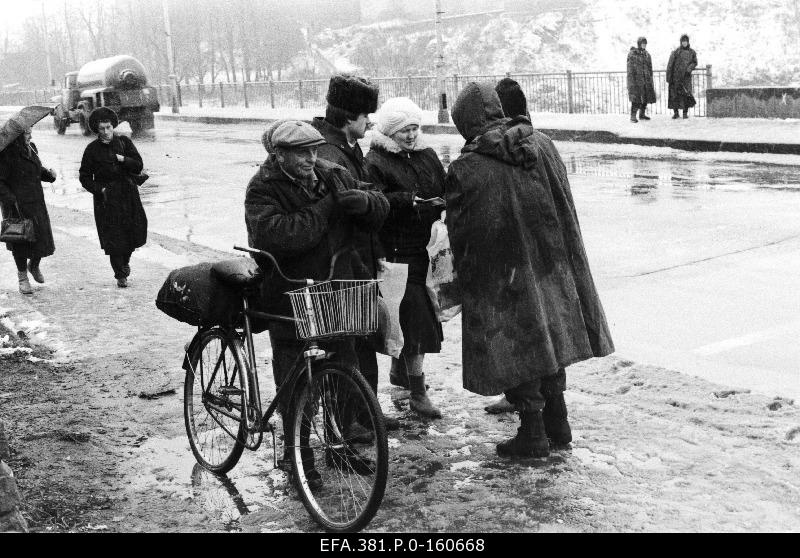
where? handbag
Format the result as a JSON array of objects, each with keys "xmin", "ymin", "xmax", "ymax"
[
  {"xmin": 0, "ymin": 205, "xmax": 36, "ymax": 244},
  {"xmin": 113, "ymin": 136, "xmax": 149, "ymax": 185},
  {"xmin": 682, "ymin": 85, "xmax": 697, "ymax": 109}
]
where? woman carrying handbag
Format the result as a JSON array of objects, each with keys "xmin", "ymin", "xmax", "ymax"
[{"xmin": 0, "ymin": 116, "xmax": 57, "ymax": 296}]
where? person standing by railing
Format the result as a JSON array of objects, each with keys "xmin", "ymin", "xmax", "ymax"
[
  {"xmin": 627, "ymin": 37, "xmax": 656, "ymax": 123},
  {"xmin": 667, "ymin": 34, "xmax": 698, "ymax": 119}
]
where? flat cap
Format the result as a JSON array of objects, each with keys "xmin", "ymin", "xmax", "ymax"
[{"xmin": 270, "ymin": 120, "xmax": 326, "ymax": 149}]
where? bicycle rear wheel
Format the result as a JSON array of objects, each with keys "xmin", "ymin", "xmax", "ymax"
[
  {"xmin": 184, "ymin": 328, "xmax": 248, "ymax": 475},
  {"xmin": 289, "ymin": 364, "xmax": 388, "ymax": 532}
]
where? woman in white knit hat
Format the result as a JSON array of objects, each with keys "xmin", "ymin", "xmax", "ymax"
[{"xmin": 365, "ymin": 97, "xmax": 446, "ymax": 419}]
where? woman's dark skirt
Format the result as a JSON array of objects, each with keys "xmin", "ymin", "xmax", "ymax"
[
  {"xmin": 1, "ymin": 201, "xmax": 55, "ymax": 259},
  {"xmin": 388, "ymin": 252, "xmax": 443, "ymax": 356}
]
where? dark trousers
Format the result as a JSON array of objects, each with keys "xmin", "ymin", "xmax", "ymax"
[
  {"xmin": 109, "ymin": 253, "xmax": 132, "ymax": 279},
  {"xmin": 504, "ymin": 368, "xmax": 567, "ymax": 412}
]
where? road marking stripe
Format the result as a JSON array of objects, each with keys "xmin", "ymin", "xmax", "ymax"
[{"xmin": 693, "ymin": 320, "xmax": 800, "ymax": 356}]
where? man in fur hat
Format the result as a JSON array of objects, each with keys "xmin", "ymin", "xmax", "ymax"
[{"xmin": 311, "ymin": 75, "xmax": 400, "ymax": 436}]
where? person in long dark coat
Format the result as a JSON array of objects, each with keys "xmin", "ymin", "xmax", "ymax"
[
  {"xmin": 365, "ymin": 97, "xmax": 446, "ymax": 420},
  {"xmin": 0, "ymin": 128, "xmax": 56, "ymax": 295},
  {"xmin": 310, "ymin": 74, "xmax": 399, "ymax": 435},
  {"xmin": 445, "ymin": 82, "xmax": 615, "ymax": 459},
  {"xmin": 627, "ymin": 36, "xmax": 657, "ymax": 122},
  {"xmin": 79, "ymin": 107, "xmax": 147, "ymax": 288},
  {"xmin": 667, "ymin": 34, "xmax": 698, "ymax": 119},
  {"xmin": 245, "ymin": 120, "xmax": 389, "ymax": 482}
]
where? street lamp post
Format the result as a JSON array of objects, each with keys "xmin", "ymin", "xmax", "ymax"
[
  {"xmin": 434, "ymin": 0, "xmax": 449, "ymax": 124},
  {"xmin": 162, "ymin": 0, "xmax": 179, "ymax": 114}
]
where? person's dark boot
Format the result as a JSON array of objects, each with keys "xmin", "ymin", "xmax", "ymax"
[
  {"xmin": 17, "ymin": 270, "xmax": 33, "ymax": 295},
  {"xmin": 496, "ymin": 410, "xmax": 550, "ymax": 458},
  {"xmin": 409, "ymin": 374, "xmax": 442, "ymax": 419},
  {"xmin": 630, "ymin": 105, "xmax": 638, "ymax": 123},
  {"xmin": 672, "ymin": 110, "xmax": 680, "ymax": 119},
  {"xmin": 485, "ymin": 395, "xmax": 516, "ymax": 414},
  {"xmin": 683, "ymin": 109, "xmax": 689, "ymax": 119},
  {"xmin": 389, "ymin": 361, "xmax": 409, "ymax": 389},
  {"xmin": 542, "ymin": 393, "xmax": 572, "ymax": 447},
  {"xmin": 638, "ymin": 107, "xmax": 650, "ymax": 120}
]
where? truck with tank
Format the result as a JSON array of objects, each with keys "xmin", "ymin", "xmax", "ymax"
[{"xmin": 51, "ymin": 55, "xmax": 160, "ymax": 136}]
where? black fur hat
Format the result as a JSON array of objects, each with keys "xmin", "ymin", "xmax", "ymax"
[
  {"xmin": 495, "ymin": 77, "xmax": 528, "ymax": 118},
  {"xmin": 88, "ymin": 106, "xmax": 119, "ymax": 133},
  {"xmin": 680, "ymin": 34, "xmax": 690, "ymax": 46},
  {"xmin": 326, "ymin": 74, "xmax": 379, "ymax": 116}
]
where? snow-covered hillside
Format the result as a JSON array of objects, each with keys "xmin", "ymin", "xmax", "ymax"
[{"xmin": 311, "ymin": 0, "xmax": 800, "ymax": 86}]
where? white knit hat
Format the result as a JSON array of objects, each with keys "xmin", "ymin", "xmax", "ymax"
[{"xmin": 376, "ymin": 97, "xmax": 423, "ymax": 137}]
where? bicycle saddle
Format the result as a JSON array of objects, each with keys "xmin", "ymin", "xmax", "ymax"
[{"xmin": 211, "ymin": 258, "xmax": 265, "ymax": 288}]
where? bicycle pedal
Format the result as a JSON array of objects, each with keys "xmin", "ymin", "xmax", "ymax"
[{"xmin": 218, "ymin": 386, "xmax": 244, "ymax": 396}]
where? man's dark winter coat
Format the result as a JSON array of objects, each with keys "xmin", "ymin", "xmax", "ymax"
[
  {"xmin": 244, "ymin": 157, "xmax": 388, "ymax": 339},
  {"xmin": 311, "ymin": 116, "xmax": 383, "ymax": 276},
  {"xmin": 445, "ymin": 82, "xmax": 615, "ymax": 396}
]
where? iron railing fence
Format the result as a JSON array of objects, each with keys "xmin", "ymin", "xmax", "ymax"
[{"xmin": 4, "ymin": 66, "xmax": 711, "ymax": 117}]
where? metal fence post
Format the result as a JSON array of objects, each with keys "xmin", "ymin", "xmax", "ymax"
[
  {"xmin": 219, "ymin": 82, "xmax": 225, "ymax": 108},
  {"xmin": 199, "ymin": 84, "xmax": 203, "ymax": 108},
  {"xmin": 298, "ymin": 80, "xmax": 304, "ymax": 109},
  {"xmin": 407, "ymin": 74, "xmax": 413, "ymax": 97},
  {"xmin": 706, "ymin": 64, "xmax": 713, "ymax": 90},
  {"xmin": 269, "ymin": 79, "xmax": 275, "ymax": 109},
  {"xmin": 177, "ymin": 82, "xmax": 183, "ymax": 107},
  {"xmin": 566, "ymin": 70, "xmax": 574, "ymax": 114},
  {"xmin": 243, "ymin": 80, "xmax": 249, "ymax": 108}
]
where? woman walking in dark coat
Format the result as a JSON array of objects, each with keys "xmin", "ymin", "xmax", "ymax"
[
  {"xmin": 365, "ymin": 97, "xmax": 446, "ymax": 419},
  {"xmin": 0, "ymin": 127, "xmax": 56, "ymax": 295},
  {"xmin": 79, "ymin": 107, "xmax": 148, "ymax": 287},
  {"xmin": 667, "ymin": 34, "xmax": 698, "ymax": 119},
  {"xmin": 627, "ymin": 37, "xmax": 656, "ymax": 122}
]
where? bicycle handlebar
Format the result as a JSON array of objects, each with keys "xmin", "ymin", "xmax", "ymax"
[{"xmin": 234, "ymin": 245, "xmax": 346, "ymax": 285}]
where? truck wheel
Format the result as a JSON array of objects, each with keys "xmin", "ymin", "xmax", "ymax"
[
  {"xmin": 53, "ymin": 106, "xmax": 68, "ymax": 135},
  {"xmin": 130, "ymin": 111, "xmax": 154, "ymax": 137},
  {"xmin": 79, "ymin": 113, "xmax": 93, "ymax": 136}
]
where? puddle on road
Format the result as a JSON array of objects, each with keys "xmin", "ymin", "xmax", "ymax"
[{"xmin": 123, "ymin": 435, "xmax": 300, "ymax": 532}]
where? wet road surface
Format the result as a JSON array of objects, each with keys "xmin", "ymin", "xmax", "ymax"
[{"xmin": 28, "ymin": 118, "xmax": 800, "ymax": 400}]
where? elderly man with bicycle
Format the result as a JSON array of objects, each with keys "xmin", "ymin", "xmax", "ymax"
[{"xmin": 245, "ymin": 120, "xmax": 390, "ymax": 487}]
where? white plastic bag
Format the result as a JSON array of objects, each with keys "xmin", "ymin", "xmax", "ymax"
[
  {"xmin": 425, "ymin": 213, "xmax": 461, "ymax": 322},
  {"xmin": 375, "ymin": 261, "xmax": 408, "ymax": 357}
]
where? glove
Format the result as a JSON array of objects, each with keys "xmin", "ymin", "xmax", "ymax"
[{"xmin": 336, "ymin": 189, "xmax": 371, "ymax": 215}]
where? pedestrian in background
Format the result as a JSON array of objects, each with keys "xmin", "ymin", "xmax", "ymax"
[
  {"xmin": 445, "ymin": 82, "xmax": 615, "ymax": 459},
  {"xmin": 0, "ymin": 125, "xmax": 56, "ymax": 295},
  {"xmin": 311, "ymin": 74, "xmax": 400, "ymax": 434},
  {"xmin": 627, "ymin": 36, "xmax": 656, "ymax": 122},
  {"xmin": 667, "ymin": 34, "xmax": 698, "ymax": 119},
  {"xmin": 79, "ymin": 107, "xmax": 148, "ymax": 288},
  {"xmin": 365, "ymin": 97, "xmax": 446, "ymax": 420}
]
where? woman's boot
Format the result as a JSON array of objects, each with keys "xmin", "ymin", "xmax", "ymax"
[
  {"xmin": 638, "ymin": 106, "xmax": 650, "ymax": 120},
  {"xmin": 17, "ymin": 270, "xmax": 33, "ymax": 295},
  {"xmin": 28, "ymin": 259, "xmax": 44, "ymax": 283},
  {"xmin": 542, "ymin": 393, "xmax": 572, "ymax": 447},
  {"xmin": 683, "ymin": 108, "xmax": 689, "ymax": 119},
  {"xmin": 496, "ymin": 410, "xmax": 550, "ymax": 458},
  {"xmin": 389, "ymin": 358, "xmax": 409, "ymax": 389},
  {"xmin": 409, "ymin": 374, "xmax": 441, "ymax": 419},
  {"xmin": 630, "ymin": 104, "xmax": 638, "ymax": 123},
  {"xmin": 672, "ymin": 109, "xmax": 680, "ymax": 119}
]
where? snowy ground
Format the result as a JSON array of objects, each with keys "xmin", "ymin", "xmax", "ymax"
[{"xmin": 1, "ymin": 113, "xmax": 799, "ymax": 532}]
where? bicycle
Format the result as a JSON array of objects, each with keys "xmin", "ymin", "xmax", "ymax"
[{"xmin": 181, "ymin": 245, "xmax": 389, "ymax": 532}]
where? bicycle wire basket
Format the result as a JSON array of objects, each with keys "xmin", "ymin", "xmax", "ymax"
[{"xmin": 286, "ymin": 279, "xmax": 381, "ymax": 340}]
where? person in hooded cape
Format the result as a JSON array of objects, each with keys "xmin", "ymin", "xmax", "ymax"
[
  {"xmin": 445, "ymin": 82, "xmax": 615, "ymax": 459},
  {"xmin": 667, "ymin": 34, "xmax": 698, "ymax": 119}
]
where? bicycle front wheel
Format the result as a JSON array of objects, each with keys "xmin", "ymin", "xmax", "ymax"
[
  {"xmin": 184, "ymin": 328, "xmax": 248, "ymax": 475},
  {"xmin": 289, "ymin": 364, "xmax": 389, "ymax": 532}
]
